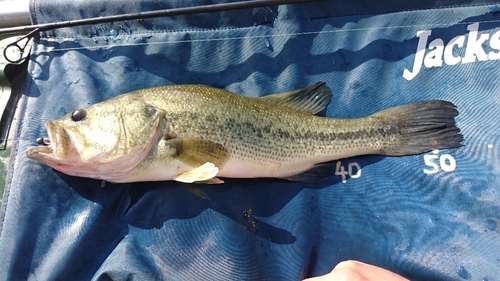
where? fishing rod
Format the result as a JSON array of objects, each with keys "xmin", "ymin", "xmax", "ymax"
[{"xmin": 1, "ymin": 0, "xmax": 323, "ymax": 63}]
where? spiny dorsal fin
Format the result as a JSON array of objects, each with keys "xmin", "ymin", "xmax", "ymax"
[
  {"xmin": 168, "ymin": 138, "xmax": 229, "ymax": 168},
  {"xmin": 259, "ymin": 82, "xmax": 332, "ymax": 115}
]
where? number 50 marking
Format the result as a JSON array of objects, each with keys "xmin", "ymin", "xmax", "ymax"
[{"xmin": 423, "ymin": 150, "xmax": 456, "ymax": 175}]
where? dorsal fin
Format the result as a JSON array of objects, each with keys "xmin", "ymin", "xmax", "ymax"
[{"xmin": 259, "ymin": 82, "xmax": 332, "ymax": 115}]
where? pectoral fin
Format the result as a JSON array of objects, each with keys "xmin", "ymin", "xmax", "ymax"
[
  {"xmin": 259, "ymin": 82, "xmax": 332, "ymax": 115},
  {"xmin": 169, "ymin": 138, "xmax": 229, "ymax": 168},
  {"xmin": 174, "ymin": 162, "xmax": 220, "ymax": 183}
]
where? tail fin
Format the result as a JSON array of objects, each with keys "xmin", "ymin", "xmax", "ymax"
[{"xmin": 375, "ymin": 100, "xmax": 463, "ymax": 156}]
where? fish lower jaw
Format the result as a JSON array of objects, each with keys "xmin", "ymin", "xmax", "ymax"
[{"xmin": 26, "ymin": 145, "xmax": 54, "ymax": 159}]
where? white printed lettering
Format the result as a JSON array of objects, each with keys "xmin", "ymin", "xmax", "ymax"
[
  {"xmin": 348, "ymin": 162, "xmax": 362, "ymax": 179},
  {"xmin": 488, "ymin": 30, "xmax": 500, "ymax": 60},
  {"xmin": 424, "ymin": 38, "xmax": 444, "ymax": 68},
  {"xmin": 403, "ymin": 22, "xmax": 500, "ymax": 80},
  {"xmin": 439, "ymin": 154, "xmax": 456, "ymax": 172},
  {"xmin": 403, "ymin": 30, "xmax": 432, "ymax": 81},
  {"xmin": 335, "ymin": 161, "xmax": 349, "ymax": 183},
  {"xmin": 335, "ymin": 161, "xmax": 362, "ymax": 183},
  {"xmin": 423, "ymin": 150, "xmax": 457, "ymax": 174},
  {"xmin": 423, "ymin": 154, "xmax": 439, "ymax": 174},
  {"xmin": 463, "ymin": 22, "xmax": 489, "ymax": 63},
  {"xmin": 444, "ymin": 35, "xmax": 465, "ymax": 65}
]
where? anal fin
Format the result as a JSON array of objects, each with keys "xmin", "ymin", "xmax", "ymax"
[{"xmin": 284, "ymin": 161, "xmax": 338, "ymax": 183}]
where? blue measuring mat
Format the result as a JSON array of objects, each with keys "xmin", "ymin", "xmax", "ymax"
[{"xmin": 1, "ymin": 0, "xmax": 500, "ymax": 280}]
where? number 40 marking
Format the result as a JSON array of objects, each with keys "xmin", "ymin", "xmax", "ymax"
[
  {"xmin": 423, "ymin": 149, "xmax": 456, "ymax": 174},
  {"xmin": 335, "ymin": 161, "xmax": 362, "ymax": 183}
]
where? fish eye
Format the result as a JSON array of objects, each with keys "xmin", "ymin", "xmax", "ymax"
[{"xmin": 71, "ymin": 109, "xmax": 87, "ymax": 122}]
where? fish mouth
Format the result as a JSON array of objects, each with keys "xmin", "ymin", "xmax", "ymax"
[
  {"xmin": 47, "ymin": 121, "xmax": 75, "ymax": 158},
  {"xmin": 26, "ymin": 121, "xmax": 74, "ymax": 160},
  {"xmin": 36, "ymin": 137, "xmax": 51, "ymax": 146}
]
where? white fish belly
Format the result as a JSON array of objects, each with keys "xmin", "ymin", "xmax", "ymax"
[{"xmin": 217, "ymin": 157, "xmax": 315, "ymax": 179}]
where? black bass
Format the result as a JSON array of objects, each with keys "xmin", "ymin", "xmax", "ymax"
[{"xmin": 26, "ymin": 82, "xmax": 463, "ymax": 183}]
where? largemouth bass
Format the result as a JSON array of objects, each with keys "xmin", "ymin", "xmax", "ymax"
[{"xmin": 26, "ymin": 82, "xmax": 463, "ymax": 183}]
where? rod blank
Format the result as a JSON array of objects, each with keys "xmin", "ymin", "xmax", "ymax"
[{"xmin": 0, "ymin": 0, "xmax": 321, "ymax": 36}]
